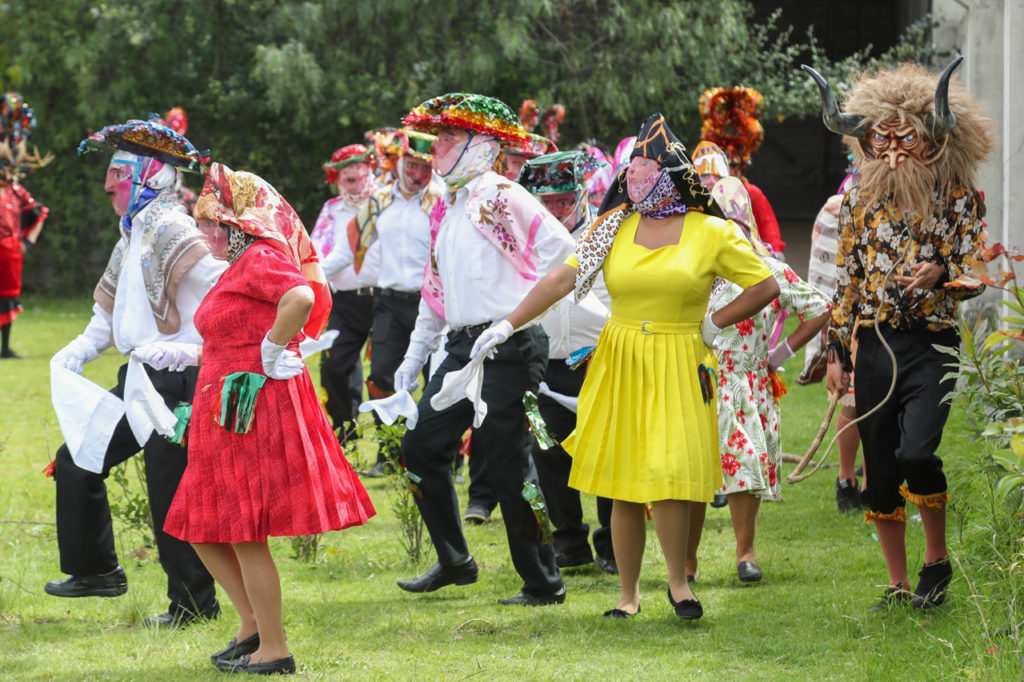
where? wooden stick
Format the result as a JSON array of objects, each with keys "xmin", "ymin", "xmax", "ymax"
[{"xmin": 787, "ymin": 390, "xmax": 840, "ymax": 484}]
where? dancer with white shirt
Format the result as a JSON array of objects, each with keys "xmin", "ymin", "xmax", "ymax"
[
  {"xmin": 44, "ymin": 120, "xmax": 221, "ymax": 628},
  {"xmin": 393, "ymin": 93, "xmax": 571, "ymax": 605},
  {"xmin": 309, "ymin": 144, "xmax": 379, "ymax": 443}
]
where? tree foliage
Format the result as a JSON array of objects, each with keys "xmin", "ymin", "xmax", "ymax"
[{"xmin": 0, "ymin": 0, "xmax": 934, "ymax": 293}]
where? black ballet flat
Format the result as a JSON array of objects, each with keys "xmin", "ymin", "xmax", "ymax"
[
  {"xmin": 674, "ymin": 599, "xmax": 703, "ymax": 620},
  {"xmin": 603, "ymin": 605, "xmax": 640, "ymax": 619}
]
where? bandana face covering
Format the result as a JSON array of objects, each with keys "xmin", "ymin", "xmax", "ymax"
[
  {"xmin": 437, "ymin": 133, "xmax": 499, "ymax": 191},
  {"xmin": 633, "ymin": 171, "xmax": 689, "ymax": 219},
  {"xmin": 337, "ymin": 164, "xmax": 375, "ymax": 210}
]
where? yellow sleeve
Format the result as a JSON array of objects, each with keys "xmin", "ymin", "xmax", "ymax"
[
  {"xmin": 564, "ymin": 254, "xmax": 580, "ymax": 269},
  {"xmin": 712, "ymin": 217, "xmax": 771, "ymax": 288}
]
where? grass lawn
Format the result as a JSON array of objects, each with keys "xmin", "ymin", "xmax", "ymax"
[{"xmin": 0, "ymin": 297, "xmax": 1021, "ymax": 680}]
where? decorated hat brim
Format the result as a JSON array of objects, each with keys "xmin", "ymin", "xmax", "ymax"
[{"xmin": 78, "ymin": 120, "xmax": 210, "ymax": 174}]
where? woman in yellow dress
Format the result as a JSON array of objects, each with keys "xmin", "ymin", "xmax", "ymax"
[{"xmin": 470, "ymin": 114, "xmax": 778, "ymax": 620}]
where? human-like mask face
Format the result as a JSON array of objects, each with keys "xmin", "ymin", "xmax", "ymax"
[
  {"xmin": 196, "ymin": 218, "xmax": 229, "ymax": 260},
  {"xmin": 335, "ymin": 163, "xmax": 371, "ymax": 197},
  {"xmin": 502, "ymin": 153, "xmax": 527, "ymax": 181},
  {"xmin": 432, "ymin": 128, "xmax": 471, "ymax": 176},
  {"xmin": 865, "ymin": 120, "xmax": 929, "ymax": 169},
  {"xmin": 105, "ymin": 161, "xmax": 135, "ymax": 217},
  {"xmin": 700, "ymin": 174, "xmax": 720, "ymax": 192},
  {"xmin": 399, "ymin": 156, "xmax": 433, "ymax": 194},
  {"xmin": 626, "ymin": 156, "xmax": 660, "ymax": 203},
  {"xmin": 539, "ymin": 191, "xmax": 578, "ymax": 228}
]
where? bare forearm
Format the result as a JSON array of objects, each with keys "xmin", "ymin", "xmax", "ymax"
[
  {"xmin": 785, "ymin": 311, "xmax": 830, "ymax": 352},
  {"xmin": 710, "ymin": 276, "xmax": 779, "ymax": 328},
  {"xmin": 506, "ymin": 264, "xmax": 577, "ymax": 329},
  {"xmin": 268, "ymin": 285, "xmax": 315, "ymax": 344}
]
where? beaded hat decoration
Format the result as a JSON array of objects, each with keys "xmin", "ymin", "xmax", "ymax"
[
  {"xmin": 691, "ymin": 140, "xmax": 731, "ymax": 178},
  {"xmin": 323, "ymin": 143, "xmax": 375, "ymax": 185},
  {"xmin": 382, "ymin": 128, "xmax": 436, "ymax": 162},
  {"xmin": 404, "ymin": 93, "xmax": 529, "ymax": 144},
  {"xmin": 159, "ymin": 107, "xmax": 188, "ymax": 136},
  {"xmin": 501, "ymin": 132, "xmax": 557, "ymax": 159},
  {"xmin": 1, "ymin": 93, "xmax": 37, "ymax": 147},
  {"xmin": 79, "ymin": 119, "xmax": 210, "ymax": 173},
  {"xmin": 519, "ymin": 99, "xmax": 565, "ymax": 143},
  {"xmin": 698, "ymin": 87, "xmax": 765, "ymax": 172},
  {"xmin": 519, "ymin": 150, "xmax": 601, "ymax": 196}
]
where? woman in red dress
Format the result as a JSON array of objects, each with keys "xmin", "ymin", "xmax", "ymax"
[{"xmin": 136, "ymin": 163, "xmax": 375, "ymax": 675}]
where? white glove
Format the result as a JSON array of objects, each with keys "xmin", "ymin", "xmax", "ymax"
[
  {"xmin": 131, "ymin": 342, "xmax": 200, "ymax": 371},
  {"xmin": 470, "ymin": 320, "xmax": 514, "ymax": 360},
  {"xmin": 261, "ymin": 333, "xmax": 305, "ymax": 380},
  {"xmin": 394, "ymin": 355, "xmax": 425, "ymax": 393},
  {"xmin": 51, "ymin": 337, "xmax": 100, "ymax": 375},
  {"xmin": 701, "ymin": 314, "xmax": 723, "ymax": 348},
  {"xmin": 768, "ymin": 339, "xmax": 795, "ymax": 373}
]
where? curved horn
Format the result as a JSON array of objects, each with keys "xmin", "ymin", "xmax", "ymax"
[
  {"xmin": 801, "ymin": 64, "xmax": 866, "ymax": 138},
  {"xmin": 925, "ymin": 56, "xmax": 962, "ymax": 138}
]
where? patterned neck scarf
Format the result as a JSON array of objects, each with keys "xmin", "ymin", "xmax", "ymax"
[
  {"xmin": 634, "ymin": 171, "xmax": 689, "ymax": 219},
  {"xmin": 226, "ymin": 226, "xmax": 257, "ymax": 264},
  {"xmin": 440, "ymin": 135, "xmax": 499, "ymax": 192}
]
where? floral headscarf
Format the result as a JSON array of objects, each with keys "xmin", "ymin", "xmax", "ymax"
[{"xmin": 194, "ymin": 162, "xmax": 331, "ymax": 339}]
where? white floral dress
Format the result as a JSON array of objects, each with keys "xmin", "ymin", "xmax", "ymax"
[{"xmin": 708, "ymin": 257, "xmax": 830, "ymax": 500}]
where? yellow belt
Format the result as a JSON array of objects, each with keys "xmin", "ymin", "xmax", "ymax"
[{"xmin": 609, "ymin": 315, "xmax": 700, "ymax": 335}]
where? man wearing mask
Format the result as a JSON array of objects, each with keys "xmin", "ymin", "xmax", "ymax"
[
  {"xmin": 45, "ymin": 120, "xmax": 222, "ymax": 628},
  {"xmin": 394, "ymin": 93, "xmax": 572, "ymax": 605}
]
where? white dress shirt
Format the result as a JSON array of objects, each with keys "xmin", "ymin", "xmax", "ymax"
[
  {"xmin": 540, "ymin": 221, "xmax": 610, "ymax": 359},
  {"xmin": 375, "ymin": 183, "xmax": 435, "ymax": 292},
  {"xmin": 312, "ymin": 200, "xmax": 380, "ymax": 291},
  {"xmin": 406, "ymin": 171, "xmax": 574, "ymax": 360}
]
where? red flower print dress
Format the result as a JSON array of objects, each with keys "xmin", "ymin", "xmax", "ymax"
[
  {"xmin": 708, "ymin": 257, "xmax": 830, "ymax": 500},
  {"xmin": 164, "ymin": 241, "xmax": 375, "ymax": 543}
]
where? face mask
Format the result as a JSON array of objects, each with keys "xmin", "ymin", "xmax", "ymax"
[
  {"xmin": 627, "ymin": 167, "xmax": 662, "ymax": 203},
  {"xmin": 436, "ymin": 134, "xmax": 498, "ymax": 191}
]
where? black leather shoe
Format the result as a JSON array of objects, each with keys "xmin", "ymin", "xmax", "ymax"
[
  {"xmin": 738, "ymin": 561, "xmax": 763, "ymax": 583},
  {"xmin": 462, "ymin": 505, "xmax": 492, "ymax": 525},
  {"xmin": 44, "ymin": 566, "xmax": 127, "ymax": 598},
  {"xmin": 555, "ymin": 547, "xmax": 594, "ymax": 569},
  {"xmin": 603, "ymin": 605, "xmax": 640, "ymax": 618},
  {"xmin": 868, "ymin": 583, "xmax": 911, "ymax": 612},
  {"xmin": 397, "ymin": 558, "xmax": 478, "ymax": 593},
  {"xmin": 686, "ymin": 574, "xmax": 696, "ymax": 584},
  {"xmin": 498, "ymin": 587, "xmax": 566, "ymax": 606},
  {"xmin": 228, "ymin": 653, "xmax": 296, "ymax": 675},
  {"xmin": 596, "ymin": 555, "xmax": 618, "ymax": 575},
  {"xmin": 710, "ymin": 493, "xmax": 728, "ymax": 508},
  {"xmin": 911, "ymin": 557, "xmax": 952, "ymax": 608},
  {"xmin": 836, "ymin": 477, "xmax": 863, "ymax": 512},
  {"xmin": 144, "ymin": 601, "xmax": 219, "ymax": 629},
  {"xmin": 211, "ymin": 632, "xmax": 260, "ymax": 666}
]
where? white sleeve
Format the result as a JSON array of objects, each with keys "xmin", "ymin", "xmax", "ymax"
[
  {"xmin": 531, "ymin": 214, "xmax": 576, "ymax": 277},
  {"xmin": 79, "ymin": 304, "xmax": 115, "ymax": 355},
  {"xmin": 320, "ymin": 231, "xmax": 355, "ymax": 279},
  {"xmin": 405, "ymin": 298, "xmax": 447, "ymax": 362}
]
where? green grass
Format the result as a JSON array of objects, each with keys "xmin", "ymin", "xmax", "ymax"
[{"xmin": 1, "ymin": 298, "xmax": 1022, "ymax": 680}]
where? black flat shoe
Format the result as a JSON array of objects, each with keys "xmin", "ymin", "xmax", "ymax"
[
  {"xmin": 868, "ymin": 583, "xmax": 911, "ymax": 612},
  {"xmin": 603, "ymin": 605, "xmax": 640, "ymax": 618},
  {"xmin": 911, "ymin": 557, "xmax": 952, "ymax": 609},
  {"xmin": 555, "ymin": 547, "xmax": 594, "ymax": 568},
  {"xmin": 397, "ymin": 557, "xmax": 479, "ymax": 593},
  {"xmin": 144, "ymin": 600, "xmax": 219, "ymax": 629},
  {"xmin": 498, "ymin": 587, "xmax": 566, "ymax": 606},
  {"xmin": 738, "ymin": 561, "xmax": 763, "ymax": 583},
  {"xmin": 686, "ymin": 574, "xmax": 696, "ymax": 584},
  {"xmin": 595, "ymin": 555, "xmax": 618, "ymax": 575},
  {"xmin": 228, "ymin": 653, "xmax": 296, "ymax": 675},
  {"xmin": 211, "ymin": 632, "xmax": 261, "ymax": 666},
  {"xmin": 44, "ymin": 566, "xmax": 127, "ymax": 598},
  {"xmin": 674, "ymin": 599, "xmax": 703, "ymax": 620},
  {"xmin": 710, "ymin": 493, "xmax": 728, "ymax": 508}
]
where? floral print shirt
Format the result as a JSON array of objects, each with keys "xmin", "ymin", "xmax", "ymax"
[{"xmin": 830, "ymin": 183, "xmax": 985, "ymax": 351}]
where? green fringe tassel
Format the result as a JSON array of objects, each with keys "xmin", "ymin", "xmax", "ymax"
[
  {"xmin": 523, "ymin": 391, "xmax": 556, "ymax": 450},
  {"xmin": 167, "ymin": 401, "xmax": 192, "ymax": 446},
  {"xmin": 217, "ymin": 371, "xmax": 267, "ymax": 434},
  {"xmin": 522, "ymin": 481, "xmax": 554, "ymax": 545},
  {"xmin": 404, "ymin": 471, "xmax": 424, "ymax": 499}
]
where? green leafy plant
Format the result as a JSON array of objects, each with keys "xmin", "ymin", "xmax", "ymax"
[
  {"xmin": 107, "ymin": 457, "xmax": 155, "ymax": 553},
  {"xmin": 364, "ymin": 420, "xmax": 430, "ymax": 564}
]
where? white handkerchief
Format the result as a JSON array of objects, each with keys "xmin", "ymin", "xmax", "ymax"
[
  {"xmin": 430, "ymin": 356, "xmax": 488, "ymax": 428},
  {"xmin": 299, "ymin": 328, "xmax": 340, "ymax": 359},
  {"xmin": 124, "ymin": 356, "xmax": 178, "ymax": 445},
  {"xmin": 538, "ymin": 381, "xmax": 579, "ymax": 414},
  {"xmin": 359, "ymin": 390, "xmax": 420, "ymax": 430},
  {"xmin": 50, "ymin": 364, "xmax": 125, "ymax": 474}
]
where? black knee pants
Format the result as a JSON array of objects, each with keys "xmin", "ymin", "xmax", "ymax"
[
  {"xmin": 855, "ymin": 326, "xmax": 957, "ymax": 514},
  {"xmin": 54, "ymin": 363, "xmax": 216, "ymax": 617},
  {"xmin": 532, "ymin": 360, "xmax": 613, "ymax": 562},
  {"xmin": 401, "ymin": 326, "xmax": 563, "ymax": 595}
]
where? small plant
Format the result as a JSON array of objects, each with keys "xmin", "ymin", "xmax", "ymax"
[
  {"xmin": 367, "ymin": 420, "xmax": 430, "ymax": 563},
  {"xmin": 289, "ymin": 533, "xmax": 322, "ymax": 562}
]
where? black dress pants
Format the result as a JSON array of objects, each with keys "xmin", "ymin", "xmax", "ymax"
[
  {"xmin": 321, "ymin": 289, "xmax": 374, "ymax": 430},
  {"xmin": 532, "ymin": 360, "xmax": 613, "ymax": 563},
  {"xmin": 401, "ymin": 326, "xmax": 563, "ymax": 595},
  {"xmin": 368, "ymin": 291, "xmax": 421, "ymax": 395},
  {"xmin": 855, "ymin": 325, "xmax": 958, "ymax": 514},
  {"xmin": 54, "ymin": 363, "xmax": 217, "ymax": 618}
]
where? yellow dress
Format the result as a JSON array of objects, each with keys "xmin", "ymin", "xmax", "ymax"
[{"xmin": 562, "ymin": 211, "xmax": 771, "ymax": 503}]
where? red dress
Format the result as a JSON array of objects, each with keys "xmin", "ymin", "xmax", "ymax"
[
  {"xmin": 0, "ymin": 183, "xmax": 45, "ymax": 325},
  {"xmin": 165, "ymin": 241, "xmax": 375, "ymax": 543}
]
